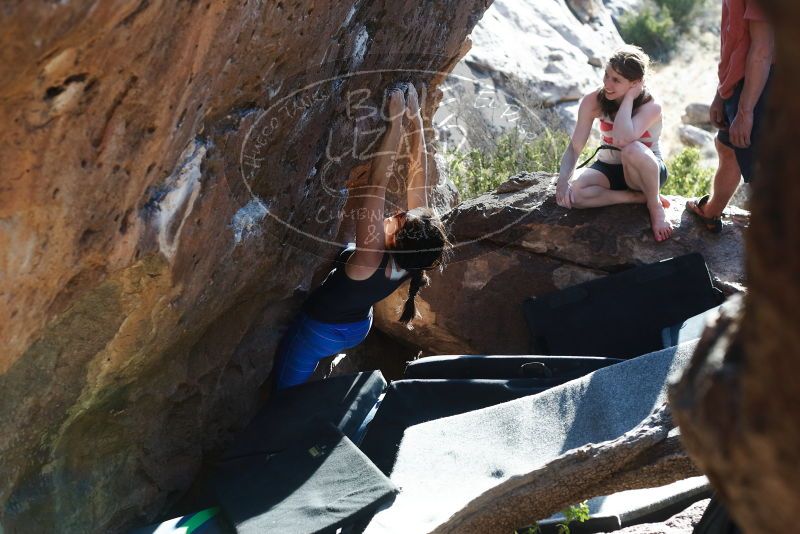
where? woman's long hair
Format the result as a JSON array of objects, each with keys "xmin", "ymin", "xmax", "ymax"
[
  {"xmin": 390, "ymin": 207, "xmax": 451, "ymax": 326},
  {"xmin": 597, "ymin": 45, "xmax": 653, "ymax": 119}
]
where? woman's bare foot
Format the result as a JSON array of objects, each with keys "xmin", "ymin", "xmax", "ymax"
[
  {"xmin": 660, "ymin": 194, "xmax": 670, "ymax": 208},
  {"xmin": 648, "ymin": 201, "xmax": 673, "ymax": 242}
]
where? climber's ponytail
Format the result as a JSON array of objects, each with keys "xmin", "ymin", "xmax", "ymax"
[
  {"xmin": 399, "ymin": 269, "xmax": 430, "ymax": 326},
  {"xmin": 390, "ymin": 207, "xmax": 450, "ymax": 326}
]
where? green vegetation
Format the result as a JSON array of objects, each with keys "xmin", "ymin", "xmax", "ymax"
[
  {"xmin": 619, "ymin": 6, "xmax": 677, "ymax": 61},
  {"xmin": 517, "ymin": 501, "xmax": 591, "ymax": 534},
  {"xmin": 654, "ymin": 0, "xmax": 702, "ymax": 29},
  {"xmin": 556, "ymin": 501, "xmax": 591, "ymax": 534},
  {"xmin": 663, "ymin": 147, "xmax": 714, "ymax": 197},
  {"xmin": 619, "ymin": 0, "xmax": 706, "ymax": 59},
  {"xmin": 446, "ymin": 132, "xmax": 712, "ymax": 201},
  {"xmin": 446, "ymin": 129, "xmax": 593, "ymax": 201}
]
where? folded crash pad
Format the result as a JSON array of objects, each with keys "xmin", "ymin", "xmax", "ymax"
[
  {"xmin": 360, "ymin": 378, "xmax": 558, "ymax": 476},
  {"xmin": 223, "ymin": 371, "xmax": 386, "ymax": 461},
  {"xmin": 216, "ymin": 424, "xmax": 397, "ymax": 534},
  {"xmin": 523, "ymin": 253, "xmax": 723, "ymax": 358},
  {"xmin": 144, "ymin": 372, "xmax": 387, "ymax": 529},
  {"xmin": 363, "ymin": 341, "xmax": 699, "ymax": 533},
  {"xmin": 403, "ymin": 355, "xmax": 622, "ymax": 381}
]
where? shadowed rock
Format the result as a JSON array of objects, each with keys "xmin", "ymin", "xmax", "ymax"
[
  {"xmin": 375, "ymin": 172, "xmax": 747, "ymax": 355},
  {"xmin": 0, "ymin": 1, "xmax": 492, "ymax": 531}
]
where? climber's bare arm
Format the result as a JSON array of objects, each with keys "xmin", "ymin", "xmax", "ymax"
[
  {"xmin": 405, "ymin": 85, "xmax": 429, "ymax": 211},
  {"xmin": 556, "ymin": 91, "xmax": 599, "ymax": 208},
  {"xmin": 346, "ymin": 89, "xmax": 405, "ymax": 279}
]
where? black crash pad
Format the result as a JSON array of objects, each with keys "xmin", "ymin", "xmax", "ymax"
[
  {"xmin": 215, "ymin": 425, "xmax": 397, "ymax": 534},
  {"xmin": 360, "ymin": 378, "xmax": 559, "ymax": 477},
  {"xmin": 223, "ymin": 371, "xmax": 386, "ymax": 461},
  {"xmin": 404, "ymin": 354, "xmax": 622, "ymax": 381},
  {"xmin": 522, "ymin": 253, "xmax": 723, "ymax": 358}
]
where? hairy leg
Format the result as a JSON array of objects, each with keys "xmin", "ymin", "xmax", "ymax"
[
  {"xmin": 621, "ymin": 142, "xmax": 673, "ymax": 242},
  {"xmin": 569, "ymin": 168, "xmax": 645, "ymax": 208},
  {"xmin": 704, "ymin": 138, "xmax": 742, "ymax": 217}
]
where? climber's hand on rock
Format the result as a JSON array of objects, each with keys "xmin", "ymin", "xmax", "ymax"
[{"xmin": 386, "ymin": 88, "xmax": 406, "ymax": 124}]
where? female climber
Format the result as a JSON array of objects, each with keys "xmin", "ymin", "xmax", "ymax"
[
  {"xmin": 555, "ymin": 45, "xmax": 673, "ymax": 242},
  {"xmin": 272, "ymin": 84, "xmax": 450, "ymax": 390}
]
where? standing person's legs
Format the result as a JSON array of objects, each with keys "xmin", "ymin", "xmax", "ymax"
[
  {"xmin": 273, "ymin": 313, "xmax": 372, "ymax": 391},
  {"xmin": 620, "ymin": 142, "xmax": 673, "ymax": 242},
  {"xmin": 688, "ymin": 73, "xmax": 771, "ymax": 223},
  {"xmin": 700, "ymin": 138, "xmax": 742, "ymax": 218}
]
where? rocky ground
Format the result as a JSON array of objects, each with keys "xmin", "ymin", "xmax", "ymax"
[{"xmin": 598, "ymin": 498, "xmax": 710, "ymax": 533}]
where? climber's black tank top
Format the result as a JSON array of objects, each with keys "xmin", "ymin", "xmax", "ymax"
[{"xmin": 303, "ymin": 244, "xmax": 410, "ymax": 323}]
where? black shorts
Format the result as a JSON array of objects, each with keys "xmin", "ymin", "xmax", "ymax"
[
  {"xmin": 716, "ymin": 69, "xmax": 772, "ymax": 183},
  {"xmin": 589, "ymin": 159, "xmax": 668, "ymax": 191}
]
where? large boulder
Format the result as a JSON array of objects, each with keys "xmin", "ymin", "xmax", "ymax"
[
  {"xmin": 465, "ymin": 0, "xmax": 621, "ymax": 104},
  {"xmin": 374, "ymin": 172, "xmax": 747, "ymax": 355},
  {"xmin": 434, "ymin": 0, "xmax": 625, "ymax": 148},
  {"xmin": 0, "ymin": 1, "xmax": 491, "ymax": 531}
]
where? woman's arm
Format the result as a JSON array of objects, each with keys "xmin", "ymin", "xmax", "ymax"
[
  {"xmin": 556, "ymin": 92, "xmax": 597, "ymax": 208},
  {"xmin": 613, "ymin": 83, "xmax": 662, "ymax": 146},
  {"xmin": 405, "ymin": 85, "xmax": 429, "ymax": 211},
  {"xmin": 346, "ymin": 91, "xmax": 405, "ymax": 280}
]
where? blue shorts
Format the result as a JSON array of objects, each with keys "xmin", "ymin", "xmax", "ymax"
[
  {"xmin": 273, "ymin": 312, "xmax": 372, "ymax": 390},
  {"xmin": 589, "ymin": 158, "xmax": 668, "ymax": 191},
  {"xmin": 716, "ymin": 70, "xmax": 772, "ymax": 183}
]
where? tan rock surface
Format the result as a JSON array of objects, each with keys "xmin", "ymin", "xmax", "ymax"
[
  {"xmin": 0, "ymin": 1, "xmax": 491, "ymax": 531},
  {"xmin": 375, "ymin": 172, "xmax": 747, "ymax": 355}
]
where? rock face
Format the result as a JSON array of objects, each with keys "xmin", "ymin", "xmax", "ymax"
[
  {"xmin": 682, "ymin": 102, "xmax": 713, "ymax": 130},
  {"xmin": 678, "ymin": 124, "xmax": 716, "ymax": 150},
  {"xmin": 464, "ymin": 0, "xmax": 621, "ymax": 103},
  {"xmin": 375, "ymin": 172, "xmax": 747, "ymax": 355},
  {"xmin": 602, "ymin": 0, "xmax": 644, "ymax": 22},
  {"xmin": 0, "ymin": 1, "xmax": 490, "ymax": 532},
  {"xmin": 434, "ymin": 0, "xmax": 624, "ymax": 148}
]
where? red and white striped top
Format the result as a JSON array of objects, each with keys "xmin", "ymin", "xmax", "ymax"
[{"xmin": 597, "ymin": 114, "xmax": 662, "ymax": 164}]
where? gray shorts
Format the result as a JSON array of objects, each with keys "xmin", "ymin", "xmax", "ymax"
[{"xmin": 716, "ymin": 69, "xmax": 772, "ymax": 183}]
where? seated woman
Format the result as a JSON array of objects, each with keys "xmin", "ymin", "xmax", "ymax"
[
  {"xmin": 273, "ymin": 85, "xmax": 450, "ymax": 390},
  {"xmin": 556, "ymin": 45, "xmax": 673, "ymax": 242}
]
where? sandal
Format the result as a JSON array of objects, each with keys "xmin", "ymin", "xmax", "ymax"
[{"xmin": 686, "ymin": 195, "xmax": 722, "ymax": 234}]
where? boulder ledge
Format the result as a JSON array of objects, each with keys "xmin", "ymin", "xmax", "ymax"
[{"xmin": 375, "ymin": 172, "xmax": 747, "ymax": 354}]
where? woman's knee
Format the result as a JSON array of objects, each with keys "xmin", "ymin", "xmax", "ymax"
[
  {"xmin": 569, "ymin": 183, "xmax": 592, "ymax": 208},
  {"xmin": 620, "ymin": 141, "xmax": 648, "ymax": 162},
  {"xmin": 622, "ymin": 143, "xmax": 658, "ymax": 172}
]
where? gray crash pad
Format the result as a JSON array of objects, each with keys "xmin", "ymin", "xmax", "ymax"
[{"xmin": 364, "ymin": 341, "xmax": 699, "ymax": 533}]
